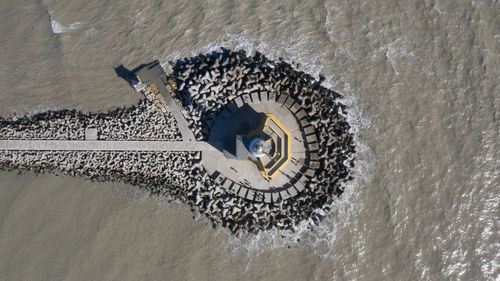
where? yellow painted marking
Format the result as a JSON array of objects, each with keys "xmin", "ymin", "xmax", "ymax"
[
  {"xmin": 149, "ymin": 82, "xmax": 160, "ymax": 94},
  {"xmin": 247, "ymin": 113, "xmax": 292, "ymax": 180}
]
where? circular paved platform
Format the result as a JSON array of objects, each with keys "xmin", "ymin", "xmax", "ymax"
[{"xmin": 202, "ymin": 91, "xmax": 320, "ymax": 203}]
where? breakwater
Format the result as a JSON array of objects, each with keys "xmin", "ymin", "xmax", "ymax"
[
  {"xmin": 0, "ymin": 99, "xmax": 181, "ymax": 141},
  {"xmin": 0, "ymin": 49, "xmax": 355, "ymax": 234}
]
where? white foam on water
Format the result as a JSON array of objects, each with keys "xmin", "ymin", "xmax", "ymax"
[
  {"xmin": 433, "ymin": 4, "xmax": 446, "ymax": 15},
  {"xmin": 68, "ymin": 21, "xmax": 85, "ymax": 30},
  {"xmin": 466, "ymin": 123, "xmax": 499, "ymax": 279},
  {"xmin": 379, "ymin": 38, "xmax": 417, "ymax": 75},
  {"xmin": 159, "ymin": 33, "xmax": 376, "ymax": 258},
  {"xmin": 471, "ymin": 0, "xmax": 485, "ymax": 7},
  {"xmin": 49, "ymin": 12, "xmax": 86, "ymax": 34},
  {"xmin": 432, "ymin": 120, "xmax": 500, "ymax": 280},
  {"xmin": 49, "ymin": 14, "xmax": 65, "ymax": 34},
  {"xmin": 84, "ymin": 28, "xmax": 98, "ymax": 37}
]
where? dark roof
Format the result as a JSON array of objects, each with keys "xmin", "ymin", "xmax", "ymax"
[{"xmin": 134, "ymin": 60, "xmax": 165, "ymax": 84}]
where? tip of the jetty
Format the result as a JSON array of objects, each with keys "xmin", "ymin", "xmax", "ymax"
[{"xmin": 0, "ymin": 48, "xmax": 355, "ymax": 234}]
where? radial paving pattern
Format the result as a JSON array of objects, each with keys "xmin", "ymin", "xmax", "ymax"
[{"xmin": 203, "ymin": 93, "xmax": 316, "ymax": 203}]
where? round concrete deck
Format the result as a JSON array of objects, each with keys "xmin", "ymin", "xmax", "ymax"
[{"xmin": 202, "ymin": 92, "xmax": 318, "ymax": 203}]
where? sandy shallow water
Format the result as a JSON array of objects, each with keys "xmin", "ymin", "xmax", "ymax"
[{"xmin": 0, "ymin": 0, "xmax": 498, "ymax": 280}]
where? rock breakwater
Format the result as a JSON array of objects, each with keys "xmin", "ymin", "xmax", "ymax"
[
  {"xmin": 171, "ymin": 49, "xmax": 355, "ymax": 201},
  {"xmin": 0, "ymin": 99, "xmax": 181, "ymax": 141},
  {"xmin": 0, "ymin": 48, "xmax": 356, "ymax": 234}
]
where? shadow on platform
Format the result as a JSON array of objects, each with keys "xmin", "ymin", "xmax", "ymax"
[
  {"xmin": 208, "ymin": 104, "xmax": 265, "ymax": 159},
  {"xmin": 113, "ymin": 63, "xmax": 152, "ymax": 87}
]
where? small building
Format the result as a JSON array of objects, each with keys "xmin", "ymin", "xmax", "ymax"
[
  {"xmin": 85, "ymin": 127, "xmax": 98, "ymax": 140},
  {"xmin": 246, "ymin": 114, "xmax": 291, "ymax": 179},
  {"xmin": 233, "ymin": 113, "xmax": 291, "ymax": 180},
  {"xmin": 131, "ymin": 60, "xmax": 166, "ymax": 92}
]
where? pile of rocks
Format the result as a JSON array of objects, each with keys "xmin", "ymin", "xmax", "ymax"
[
  {"xmin": 0, "ymin": 150, "xmax": 201, "ymax": 196},
  {"xmin": 0, "ymin": 99, "xmax": 182, "ymax": 141}
]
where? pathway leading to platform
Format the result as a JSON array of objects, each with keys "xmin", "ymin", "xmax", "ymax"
[{"xmin": 153, "ymin": 77, "xmax": 196, "ymax": 142}]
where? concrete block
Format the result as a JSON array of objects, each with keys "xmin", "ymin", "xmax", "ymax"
[
  {"xmin": 268, "ymin": 92, "xmax": 276, "ymax": 101},
  {"xmin": 280, "ymin": 190, "xmax": 291, "ymax": 200},
  {"xmin": 294, "ymin": 180, "xmax": 306, "ymax": 193},
  {"xmin": 310, "ymin": 161, "xmax": 320, "ymax": 169},
  {"xmin": 246, "ymin": 189, "xmax": 255, "ymax": 201},
  {"xmin": 242, "ymin": 94, "xmax": 252, "ymax": 104},
  {"xmin": 234, "ymin": 97, "xmax": 244, "ymax": 108},
  {"xmin": 230, "ymin": 183, "xmax": 241, "ymax": 194},
  {"xmin": 308, "ymin": 142, "xmax": 319, "ymax": 151},
  {"xmin": 291, "ymin": 103, "xmax": 301, "ymax": 113},
  {"xmin": 304, "ymin": 169, "xmax": 316, "ymax": 178},
  {"xmin": 299, "ymin": 175, "xmax": 309, "ymax": 185},
  {"xmin": 250, "ymin": 91, "xmax": 260, "ymax": 103},
  {"xmin": 222, "ymin": 179, "xmax": 233, "ymax": 190},
  {"xmin": 296, "ymin": 109, "xmax": 307, "ymax": 120},
  {"xmin": 284, "ymin": 98, "xmax": 294, "ymax": 109},
  {"xmin": 272, "ymin": 192, "xmax": 280, "ymax": 203},
  {"xmin": 238, "ymin": 186, "xmax": 248, "ymax": 198},
  {"xmin": 310, "ymin": 152, "xmax": 319, "ymax": 161},
  {"xmin": 287, "ymin": 186, "xmax": 298, "ymax": 197},
  {"xmin": 264, "ymin": 193, "xmax": 272, "ymax": 203},
  {"xmin": 254, "ymin": 191, "xmax": 264, "ymax": 202},
  {"xmin": 300, "ymin": 119, "xmax": 310, "ymax": 128},
  {"xmin": 85, "ymin": 128, "xmax": 98, "ymax": 140},
  {"xmin": 277, "ymin": 94, "xmax": 288, "ymax": 105},
  {"xmin": 304, "ymin": 126, "xmax": 315, "ymax": 135},
  {"xmin": 306, "ymin": 134, "xmax": 318, "ymax": 143},
  {"xmin": 215, "ymin": 175, "xmax": 225, "ymax": 185}
]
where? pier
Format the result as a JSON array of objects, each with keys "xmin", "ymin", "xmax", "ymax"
[
  {"xmin": 0, "ymin": 140, "xmax": 215, "ymax": 152},
  {"xmin": 0, "ymin": 49, "xmax": 355, "ymax": 234}
]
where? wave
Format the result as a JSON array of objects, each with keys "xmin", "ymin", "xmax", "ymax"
[
  {"xmin": 49, "ymin": 14, "xmax": 65, "ymax": 34},
  {"xmin": 49, "ymin": 12, "xmax": 86, "ymax": 34}
]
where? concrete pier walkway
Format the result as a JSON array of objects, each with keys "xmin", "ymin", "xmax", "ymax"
[
  {"xmin": 0, "ymin": 140, "xmax": 216, "ymax": 152},
  {"xmin": 153, "ymin": 77, "xmax": 196, "ymax": 142},
  {"xmin": 133, "ymin": 61, "xmax": 195, "ymax": 141}
]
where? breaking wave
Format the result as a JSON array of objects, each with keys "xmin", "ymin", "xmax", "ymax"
[{"xmin": 49, "ymin": 12, "xmax": 85, "ymax": 34}]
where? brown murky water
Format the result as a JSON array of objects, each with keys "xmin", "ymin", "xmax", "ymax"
[{"xmin": 0, "ymin": 0, "xmax": 498, "ymax": 280}]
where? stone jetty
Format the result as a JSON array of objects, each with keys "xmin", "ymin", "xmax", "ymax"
[
  {"xmin": 0, "ymin": 99, "xmax": 182, "ymax": 141},
  {"xmin": 0, "ymin": 48, "xmax": 355, "ymax": 235}
]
